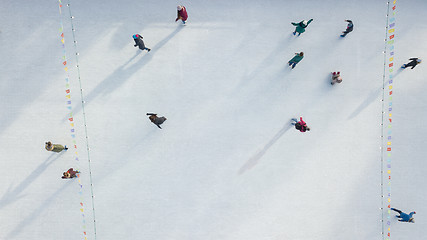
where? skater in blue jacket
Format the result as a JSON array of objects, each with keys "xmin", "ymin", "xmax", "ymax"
[{"xmin": 391, "ymin": 208, "xmax": 416, "ymax": 223}]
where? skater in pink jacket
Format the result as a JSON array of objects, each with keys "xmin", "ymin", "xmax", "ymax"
[
  {"xmin": 291, "ymin": 117, "xmax": 310, "ymax": 132},
  {"xmin": 176, "ymin": 5, "xmax": 188, "ymax": 24}
]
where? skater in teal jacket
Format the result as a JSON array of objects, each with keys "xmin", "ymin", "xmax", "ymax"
[
  {"xmin": 292, "ymin": 19, "xmax": 313, "ymax": 36},
  {"xmin": 288, "ymin": 52, "xmax": 304, "ymax": 69}
]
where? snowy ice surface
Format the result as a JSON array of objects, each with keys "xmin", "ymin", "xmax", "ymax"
[{"xmin": 0, "ymin": 0, "xmax": 426, "ymax": 239}]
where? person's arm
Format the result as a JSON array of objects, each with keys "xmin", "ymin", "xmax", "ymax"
[
  {"xmin": 146, "ymin": 113, "xmax": 156, "ymax": 116},
  {"xmin": 176, "ymin": 10, "xmax": 180, "ymax": 21},
  {"xmin": 291, "ymin": 22, "xmax": 298, "ymax": 26},
  {"xmin": 307, "ymin": 19, "xmax": 313, "ymax": 25},
  {"xmin": 299, "ymin": 117, "xmax": 306, "ymax": 126},
  {"xmin": 409, "ymin": 58, "xmax": 418, "ymax": 61}
]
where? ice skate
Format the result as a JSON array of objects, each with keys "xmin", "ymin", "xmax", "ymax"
[{"xmin": 291, "ymin": 118, "xmax": 298, "ymax": 125}]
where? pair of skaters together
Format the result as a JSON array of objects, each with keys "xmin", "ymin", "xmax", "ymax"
[
  {"xmin": 291, "ymin": 19, "xmax": 352, "ymax": 37},
  {"xmin": 45, "ymin": 141, "xmax": 79, "ymax": 179},
  {"xmin": 132, "ymin": 5, "xmax": 188, "ymax": 52},
  {"xmin": 146, "ymin": 113, "xmax": 309, "ymax": 133},
  {"xmin": 329, "ymin": 58, "xmax": 421, "ymax": 84},
  {"xmin": 288, "ymin": 52, "xmax": 343, "ymax": 85}
]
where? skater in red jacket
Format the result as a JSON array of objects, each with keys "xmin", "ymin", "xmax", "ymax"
[
  {"xmin": 176, "ymin": 5, "xmax": 188, "ymax": 24},
  {"xmin": 291, "ymin": 117, "xmax": 310, "ymax": 132},
  {"xmin": 61, "ymin": 168, "xmax": 80, "ymax": 179}
]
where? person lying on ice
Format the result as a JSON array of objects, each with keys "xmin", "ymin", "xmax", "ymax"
[
  {"xmin": 391, "ymin": 208, "xmax": 416, "ymax": 223},
  {"xmin": 62, "ymin": 168, "xmax": 80, "ymax": 179}
]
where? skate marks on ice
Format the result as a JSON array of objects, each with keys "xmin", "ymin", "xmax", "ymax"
[
  {"xmin": 4, "ymin": 180, "xmax": 74, "ymax": 240},
  {"xmin": 0, "ymin": 153, "xmax": 64, "ymax": 210},
  {"xmin": 63, "ymin": 26, "xmax": 184, "ymax": 121},
  {"xmin": 348, "ymin": 86, "xmax": 382, "ymax": 119},
  {"xmin": 238, "ymin": 123, "xmax": 292, "ymax": 175}
]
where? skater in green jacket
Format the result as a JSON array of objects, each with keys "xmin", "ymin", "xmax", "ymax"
[
  {"xmin": 292, "ymin": 19, "xmax": 313, "ymax": 36},
  {"xmin": 288, "ymin": 52, "xmax": 304, "ymax": 69},
  {"xmin": 45, "ymin": 141, "xmax": 68, "ymax": 153}
]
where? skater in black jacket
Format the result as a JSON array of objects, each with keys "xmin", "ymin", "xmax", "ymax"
[
  {"xmin": 133, "ymin": 34, "xmax": 151, "ymax": 52},
  {"xmin": 402, "ymin": 58, "xmax": 422, "ymax": 69},
  {"xmin": 340, "ymin": 20, "xmax": 353, "ymax": 37},
  {"xmin": 147, "ymin": 113, "xmax": 167, "ymax": 129}
]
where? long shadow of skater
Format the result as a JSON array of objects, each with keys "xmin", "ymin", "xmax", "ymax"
[
  {"xmin": 238, "ymin": 123, "xmax": 292, "ymax": 175},
  {"xmin": 5, "ymin": 180, "xmax": 74, "ymax": 239},
  {"xmin": 348, "ymin": 86, "xmax": 382, "ymax": 119},
  {"xmin": 0, "ymin": 153, "xmax": 63, "ymax": 209},
  {"xmin": 65, "ymin": 26, "xmax": 184, "ymax": 120},
  {"xmin": 392, "ymin": 67, "xmax": 404, "ymax": 80}
]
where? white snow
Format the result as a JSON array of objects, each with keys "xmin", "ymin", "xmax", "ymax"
[{"xmin": 0, "ymin": 0, "xmax": 426, "ymax": 239}]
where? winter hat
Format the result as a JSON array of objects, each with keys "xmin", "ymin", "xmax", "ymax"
[
  {"xmin": 417, "ymin": 59, "xmax": 422, "ymax": 63},
  {"xmin": 177, "ymin": 5, "xmax": 183, "ymax": 10},
  {"xmin": 132, "ymin": 34, "xmax": 138, "ymax": 39},
  {"xmin": 302, "ymin": 20, "xmax": 308, "ymax": 25}
]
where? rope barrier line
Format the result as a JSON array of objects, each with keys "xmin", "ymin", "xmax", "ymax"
[
  {"xmin": 58, "ymin": 1, "xmax": 97, "ymax": 239},
  {"xmin": 381, "ymin": 1, "xmax": 396, "ymax": 239}
]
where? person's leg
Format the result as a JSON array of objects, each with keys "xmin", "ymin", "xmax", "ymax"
[
  {"xmin": 292, "ymin": 62, "xmax": 297, "ymax": 69},
  {"xmin": 291, "ymin": 118, "xmax": 297, "ymax": 125},
  {"xmin": 391, "ymin": 208, "xmax": 402, "ymax": 215}
]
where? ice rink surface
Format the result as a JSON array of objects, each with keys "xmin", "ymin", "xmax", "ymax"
[{"xmin": 0, "ymin": 0, "xmax": 426, "ymax": 239}]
